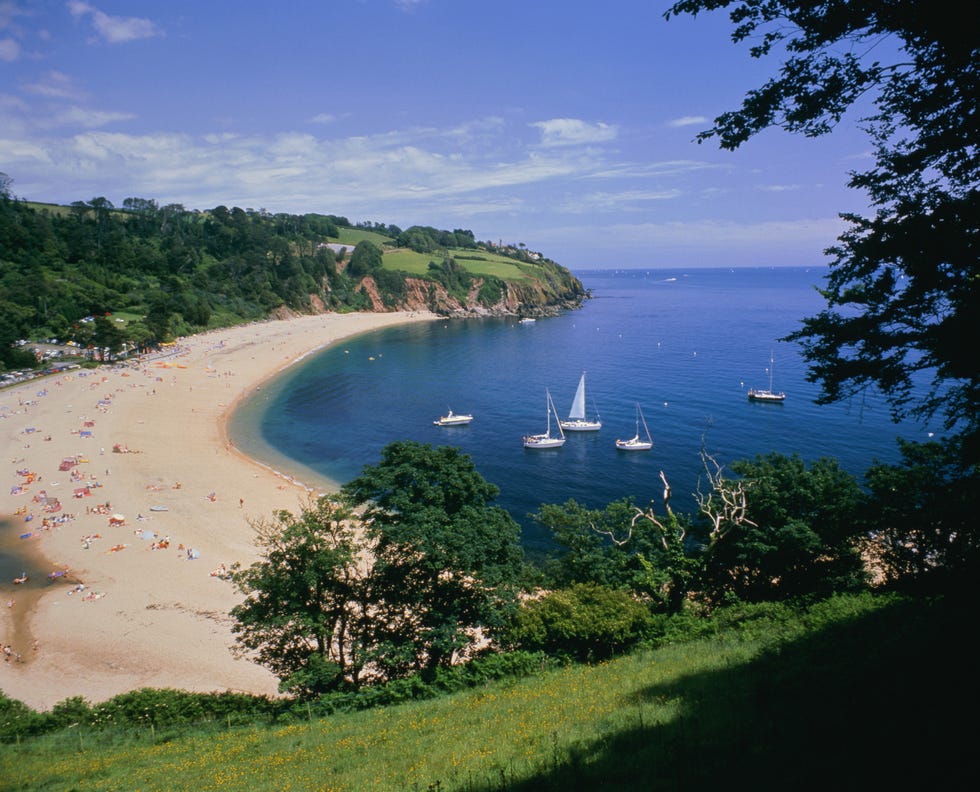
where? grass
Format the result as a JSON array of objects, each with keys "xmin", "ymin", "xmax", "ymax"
[
  {"xmin": 330, "ymin": 228, "xmax": 394, "ymax": 247},
  {"xmin": 381, "ymin": 248, "xmax": 532, "ymax": 279},
  {"xmin": 23, "ymin": 201, "xmax": 73, "ymax": 217},
  {"xmin": 1, "ymin": 593, "xmax": 971, "ymax": 790}
]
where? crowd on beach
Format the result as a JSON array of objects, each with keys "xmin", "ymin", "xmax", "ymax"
[
  {"xmin": 1, "ymin": 343, "xmax": 239, "ymax": 673},
  {"xmin": 1, "ymin": 312, "xmax": 430, "ymax": 709}
]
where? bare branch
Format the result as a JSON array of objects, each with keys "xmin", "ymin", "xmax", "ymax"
[{"xmin": 695, "ymin": 447, "xmax": 756, "ymax": 545}]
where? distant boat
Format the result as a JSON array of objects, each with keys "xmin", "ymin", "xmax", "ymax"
[
  {"xmin": 747, "ymin": 351, "xmax": 786, "ymax": 402},
  {"xmin": 519, "ymin": 318, "xmax": 536, "ymax": 324},
  {"xmin": 523, "ymin": 389, "xmax": 566, "ymax": 449},
  {"xmin": 560, "ymin": 371, "xmax": 602, "ymax": 432},
  {"xmin": 616, "ymin": 403, "xmax": 653, "ymax": 451},
  {"xmin": 433, "ymin": 409, "xmax": 473, "ymax": 426}
]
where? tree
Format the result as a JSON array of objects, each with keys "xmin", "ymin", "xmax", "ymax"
[
  {"xmin": 346, "ymin": 240, "xmax": 383, "ymax": 278},
  {"xmin": 92, "ymin": 315, "xmax": 125, "ymax": 361},
  {"xmin": 861, "ymin": 437, "xmax": 978, "ymax": 591},
  {"xmin": 665, "ymin": 1, "xmax": 979, "ymax": 467},
  {"xmin": 700, "ymin": 452, "xmax": 868, "ymax": 602},
  {"xmin": 230, "ymin": 497, "xmax": 376, "ymax": 696},
  {"xmin": 341, "ymin": 441, "xmax": 524, "ymax": 678}
]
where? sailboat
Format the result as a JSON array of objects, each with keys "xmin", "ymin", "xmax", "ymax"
[
  {"xmin": 747, "ymin": 350, "xmax": 786, "ymax": 402},
  {"xmin": 559, "ymin": 371, "xmax": 602, "ymax": 432},
  {"xmin": 615, "ymin": 403, "xmax": 653, "ymax": 451},
  {"xmin": 523, "ymin": 389, "xmax": 566, "ymax": 448}
]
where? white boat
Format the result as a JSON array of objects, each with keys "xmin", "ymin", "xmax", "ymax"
[
  {"xmin": 747, "ymin": 351, "xmax": 786, "ymax": 402},
  {"xmin": 433, "ymin": 409, "xmax": 473, "ymax": 426},
  {"xmin": 523, "ymin": 389, "xmax": 566, "ymax": 448},
  {"xmin": 559, "ymin": 372, "xmax": 602, "ymax": 432},
  {"xmin": 615, "ymin": 403, "xmax": 653, "ymax": 451},
  {"xmin": 519, "ymin": 317, "xmax": 536, "ymax": 324}
]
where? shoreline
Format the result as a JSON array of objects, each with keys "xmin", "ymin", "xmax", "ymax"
[{"xmin": 0, "ymin": 310, "xmax": 436, "ymax": 711}]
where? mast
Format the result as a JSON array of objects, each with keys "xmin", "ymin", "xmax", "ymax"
[
  {"xmin": 550, "ymin": 390, "xmax": 565, "ymax": 439},
  {"xmin": 639, "ymin": 404, "xmax": 651, "ymax": 441}
]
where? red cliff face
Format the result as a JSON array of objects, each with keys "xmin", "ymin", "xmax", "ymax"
[{"xmin": 350, "ymin": 276, "xmax": 584, "ymax": 317}]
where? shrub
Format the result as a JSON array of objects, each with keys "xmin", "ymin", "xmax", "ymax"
[{"xmin": 508, "ymin": 583, "xmax": 653, "ymax": 661}]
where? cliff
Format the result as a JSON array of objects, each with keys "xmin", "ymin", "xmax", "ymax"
[{"xmin": 355, "ymin": 274, "xmax": 587, "ymax": 317}]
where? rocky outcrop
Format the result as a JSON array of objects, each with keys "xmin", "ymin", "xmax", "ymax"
[{"xmin": 353, "ymin": 274, "xmax": 586, "ymax": 318}]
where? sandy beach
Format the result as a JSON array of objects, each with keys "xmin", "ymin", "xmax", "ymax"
[{"xmin": 0, "ymin": 310, "xmax": 436, "ymax": 711}]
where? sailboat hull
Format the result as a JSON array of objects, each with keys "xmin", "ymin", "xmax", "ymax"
[
  {"xmin": 559, "ymin": 419, "xmax": 602, "ymax": 432},
  {"xmin": 523, "ymin": 434, "xmax": 566, "ymax": 448},
  {"xmin": 615, "ymin": 437, "xmax": 653, "ymax": 451},
  {"xmin": 747, "ymin": 390, "xmax": 785, "ymax": 402}
]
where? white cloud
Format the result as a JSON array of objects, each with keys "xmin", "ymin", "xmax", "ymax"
[
  {"xmin": 532, "ymin": 118, "xmax": 618, "ymax": 147},
  {"xmin": 52, "ymin": 106, "xmax": 135, "ymax": 129},
  {"xmin": 23, "ymin": 70, "xmax": 78, "ymax": 98},
  {"xmin": 530, "ymin": 217, "xmax": 847, "ymax": 268},
  {"xmin": 586, "ymin": 160, "xmax": 725, "ymax": 180},
  {"xmin": 3, "ymin": 123, "xmax": 589, "ymax": 212},
  {"xmin": 67, "ymin": 1, "xmax": 161, "ymax": 44},
  {"xmin": 758, "ymin": 183, "xmax": 802, "ymax": 193},
  {"xmin": 667, "ymin": 116, "xmax": 708, "ymax": 128},
  {"xmin": 0, "ymin": 1, "xmax": 30, "ymax": 31},
  {"xmin": 553, "ymin": 217, "xmax": 848, "ymax": 252},
  {"xmin": 310, "ymin": 113, "xmax": 337, "ymax": 125},
  {"xmin": 560, "ymin": 189, "xmax": 682, "ymax": 213},
  {"xmin": 0, "ymin": 36, "xmax": 19, "ymax": 61}
]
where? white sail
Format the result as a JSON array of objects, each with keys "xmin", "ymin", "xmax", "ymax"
[
  {"xmin": 560, "ymin": 371, "xmax": 602, "ymax": 431},
  {"xmin": 568, "ymin": 373, "xmax": 587, "ymax": 420}
]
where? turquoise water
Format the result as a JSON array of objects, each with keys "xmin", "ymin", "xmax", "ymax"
[{"xmin": 231, "ymin": 267, "xmax": 933, "ymax": 550}]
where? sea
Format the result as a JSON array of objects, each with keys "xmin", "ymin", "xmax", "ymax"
[{"xmin": 229, "ymin": 267, "xmax": 935, "ymax": 552}]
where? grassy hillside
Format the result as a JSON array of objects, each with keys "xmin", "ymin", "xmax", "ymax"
[
  {"xmin": 332, "ymin": 227, "xmax": 394, "ymax": 247},
  {"xmin": 1, "ymin": 593, "xmax": 969, "ymax": 790},
  {"xmin": 381, "ymin": 247, "xmax": 535, "ymax": 279},
  {"xmin": 0, "ymin": 196, "xmax": 585, "ymax": 372}
]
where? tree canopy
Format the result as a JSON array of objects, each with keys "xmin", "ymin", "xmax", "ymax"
[
  {"xmin": 666, "ymin": 0, "xmax": 979, "ymax": 467},
  {"xmin": 230, "ymin": 497, "xmax": 374, "ymax": 696},
  {"xmin": 0, "ymin": 182, "xmax": 583, "ymax": 370},
  {"xmin": 232, "ymin": 442, "xmax": 526, "ymax": 696},
  {"xmin": 340, "ymin": 441, "xmax": 525, "ymax": 677}
]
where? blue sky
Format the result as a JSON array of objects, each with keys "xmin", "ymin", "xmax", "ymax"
[{"xmin": 1, "ymin": 1, "xmax": 875, "ymax": 270}]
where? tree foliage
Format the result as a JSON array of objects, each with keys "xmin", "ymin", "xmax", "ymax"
[
  {"xmin": 0, "ymin": 188, "xmax": 582, "ymax": 371},
  {"xmin": 535, "ymin": 495, "xmax": 697, "ymax": 613},
  {"xmin": 861, "ymin": 437, "xmax": 979, "ymax": 591},
  {"xmin": 230, "ymin": 497, "xmax": 375, "ymax": 696},
  {"xmin": 346, "ymin": 240, "xmax": 383, "ymax": 278},
  {"xmin": 665, "ymin": 1, "xmax": 979, "ymax": 466},
  {"xmin": 700, "ymin": 453, "xmax": 869, "ymax": 602},
  {"xmin": 341, "ymin": 442, "xmax": 524, "ymax": 677},
  {"xmin": 505, "ymin": 583, "xmax": 652, "ymax": 661}
]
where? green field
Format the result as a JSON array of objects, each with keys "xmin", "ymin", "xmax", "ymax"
[
  {"xmin": 1, "ymin": 593, "xmax": 965, "ymax": 791},
  {"xmin": 330, "ymin": 228, "xmax": 394, "ymax": 247},
  {"xmin": 382, "ymin": 248, "xmax": 533, "ymax": 279}
]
